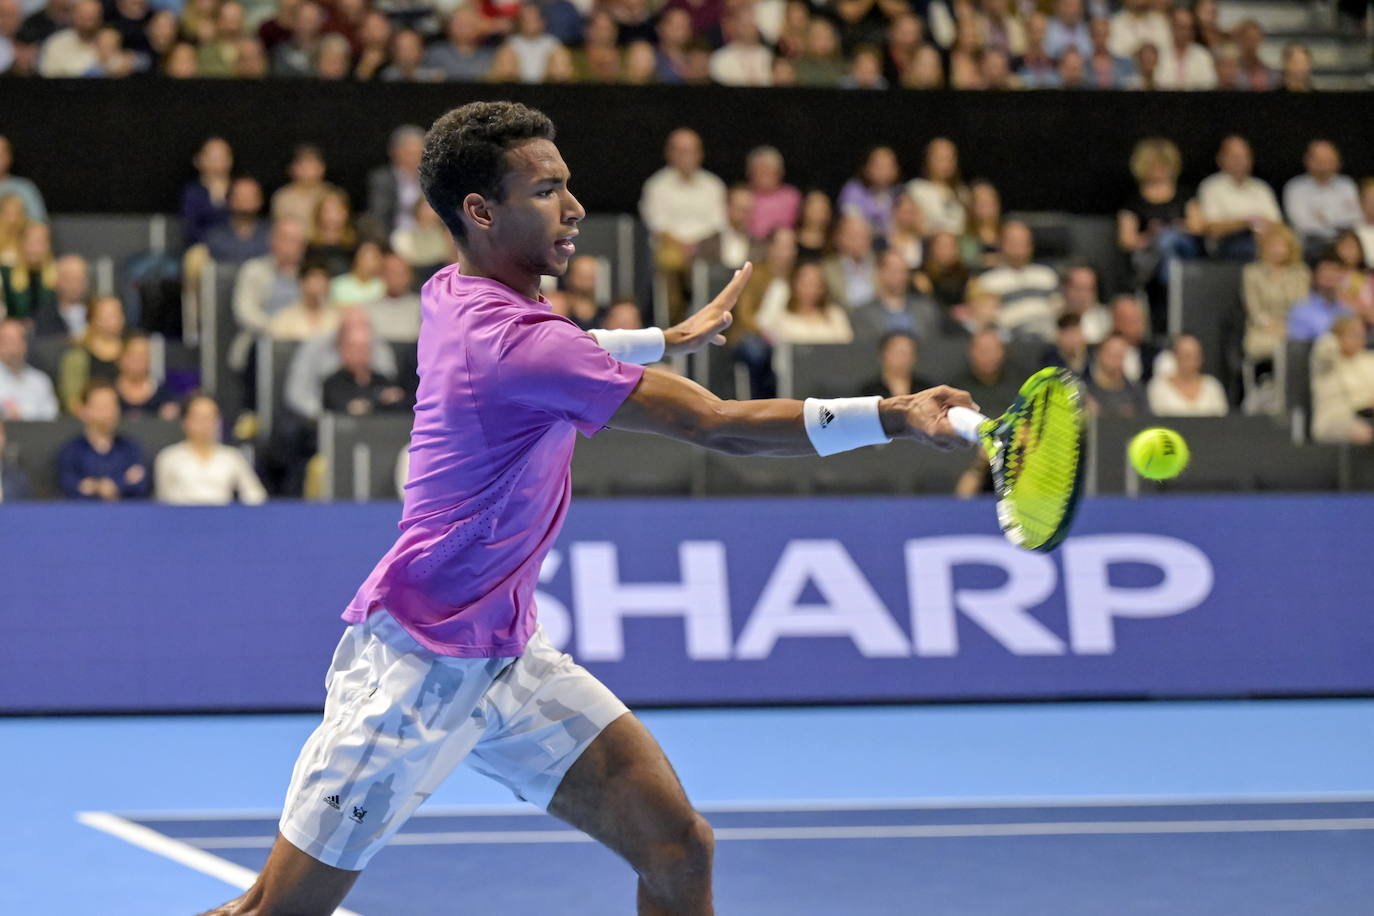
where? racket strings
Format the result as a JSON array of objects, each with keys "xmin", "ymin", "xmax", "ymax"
[{"xmin": 992, "ymin": 378, "xmax": 1084, "ymax": 550}]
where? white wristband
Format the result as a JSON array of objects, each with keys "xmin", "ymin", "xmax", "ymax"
[
  {"xmin": 589, "ymin": 328, "xmax": 666, "ymax": 365},
  {"xmin": 948, "ymin": 406, "xmax": 989, "ymax": 443},
  {"xmin": 803, "ymin": 397, "xmax": 890, "ymax": 457}
]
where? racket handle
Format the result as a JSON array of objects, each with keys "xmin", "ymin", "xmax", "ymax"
[{"xmin": 948, "ymin": 406, "xmax": 988, "ymax": 443}]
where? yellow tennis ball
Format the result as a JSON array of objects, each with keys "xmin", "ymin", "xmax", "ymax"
[{"xmin": 1129, "ymin": 427, "xmax": 1190, "ymax": 480}]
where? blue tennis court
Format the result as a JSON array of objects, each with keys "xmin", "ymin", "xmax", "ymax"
[{"xmin": 9, "ymin": 699, "xmax": 1374, "ymax": 914}]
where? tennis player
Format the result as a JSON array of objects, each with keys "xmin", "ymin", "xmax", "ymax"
[{"xmin": 202, "ymin": 101, "xmax": 974, "ymax": 916}]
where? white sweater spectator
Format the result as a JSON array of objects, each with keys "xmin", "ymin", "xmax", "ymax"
[
  {"xmin": 38, "ymin": 0, "xmax": 102, "ymax": 77},
  {"xmin": 710, "ymin": 9, "xmax": 773, "ymax": 86},
  {"xmin": 1312, "ymin": 318, "xmax": 1374, "ymax": 444},
  {"xmin": 0, "ymin": 319, "xmax": 58, "ymax": 420},
  {"xmin": 1282, "ymin": 142, "xmax": 1362, "ymax": 244},
  {"xmin": 155, "ymin": 441, "xmax": 267, "ymax": 505},
  {"xmin": 1108, "ymin": 1, "xmax": 1169, "ymax": 59},
  {"xmin": 1197, "ymin": 171, "xmax": 1281, "ymax": 228},
  {"xmin": 1156, "ymin": 43, "xmax": 1216, "ymax": 89},
  {"xmin": 639, "ymin": 132, "xmax": 728, "ymax": 247},
  {"xmin": 1146, "ymin": 374, "xmax": 1228, "ymax": 415}
]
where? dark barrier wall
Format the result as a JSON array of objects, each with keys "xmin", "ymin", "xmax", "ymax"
[
  {"xmin": 2, "ymin": 496, "xmax": 1371, "ymax": 713},
  {"xmin": 4, "ymin": 82, "xmax": 1373, "ymax": 217}
]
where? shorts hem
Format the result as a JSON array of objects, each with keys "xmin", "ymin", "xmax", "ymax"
[{"xmin": 278, "ymin": 819, "xmax": 371, "ymax": 872}]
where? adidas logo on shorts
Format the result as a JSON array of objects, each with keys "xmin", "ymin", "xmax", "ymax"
[{"xmin": 323, "ymin": 794, "xmax": 341, "ymax": 810}]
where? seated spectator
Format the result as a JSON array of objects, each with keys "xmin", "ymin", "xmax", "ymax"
[
  {"xmin": 978, "ymin": 0, "xmax": 1025, "ymax": 59},
  {"xmin": 1109, "ymin": 292, "xmax": 1161, "ymax": 383},
  {"xmin": 162, "ymin": 39, "xmax": 198, "ymax": 77},
  {"xmin": 1059, "ymin": 264, "xmax": 1111, "ymax": 344},
  {"xmin": 981, "ymin": 47, "xmax": 1021, "ymax": 90},
  {"xmin": 352, "ymin": 10, "xmax": 390, "ymax": 81},
  {"xmin": 202, "ymin": 177, "xmax": 270, "ymax": 264},
  {"xmin": 652, "ymin": 7, "xmax": 693, "ymax": 83},
  {"xmin": 322, "ymin": 321, "xmax": 409, "ymax": 416},
  {"xmin": 793, "ymin": 17, "xmax": 844, "ymax": 87},
  {"xmin": 709, "ymin": 5, "xmax": 772, "ymax": 86},
  {"xmin": 1243, "ymin": 223, "xmax": 1310, "ymax": 363},
  {"xmin": 556, "ymin": 254, "xmax": 606, "ymax": 330},
  {"xmin": 271, "ymin": 144, "xmax": 335, "ymax": 236},
  {"xmin": 1045, "ymin": 0, "xmax": 1091, "ymax": 59},
  {"xmin": 1108, "ymin": 0, "xmax": 1168, "ymax": 61},
  {"xmin": 745, "ymin": 146, "xmax": 800, "ymax": 240},
  {"xmin": 1087, "ymin": 14, "xmax": 1134, "ymax": 89},
  {"xmin": 821, "ymin": 214, "xmax": 877, "ymax": 310},
  {"xmin": 858, "ymin": 330, "xmax": 933, "ymax": 398},
  {"xmin": 1147, "ymin": 333, "xmax": 1228, "ymax": 416},
  {"xmin": 1015, "ymin": 13, "xmax": 1057, "ymax": 88},
  {"xmin": 58, "ymin": 295, "xmax": 125, "ymax": 413},
  {"xmin": 197, "ymin": 0, "xmax": 246, "ymax": 77},
  {"xmin": 904, "ymin": 42, "xmax": 945, "ymax": 89},
  {"xmin": 697, "ymin": 185, "xmax": 755, "ymax": 270},
  {"xmin": 1156, "ymin": 6, "xmax": 1215, "ymax": 90},
  {"xmin": 423, "ymin": 6, "xmax": 493, "ymax": 81},
  {"xmin": 840, "ymin": 44, "xmax": 886, "ymax": 90},
  {"xmin": 759, "ymin": 261, "xmax": 852, "ymax": 344},
  {"xmin": 33, "ymin": 254, "xmax": 90, "ymax": 340},
  {"xmin": 1287, "ymin": 254, "xmax": 1353, "ymax": 342},
  {"xmin": 947, "ymin": 18, "xmax": 987, "ymax": 90},
  {"xmin": 0, "ymin": 317, "xmax": 58, "ymax": 420},
  {"xmin": 1232, "ymin": 20, "xmax": 1276, "ymax": 91},
  {"xmin": 1197, "ymin": 135, "xmax": 1281, "ymax": 261},
  {"xmin": 315, "ymin": 33, "xmax": 353, "ymax": 81},
  {"xmin": 1280, "ymin": 41, "xmax": 1313, "ymax": 93},
  {"xmin": 0, "ymin": 192, "xmax": 24, "ymax": 265},
  {"xmin": 283, "ymin": 307, "xmax": 397, "ymax": 422},
  {"xmin": 1357, "ymin": 179, "xmax": 1374, "ymax": 270},
  {"xmin": 1210, "ymin": 40, "xmax": 1243, "ymax": 89},
  {"xmin": 1333, "ymin": 230, "xmax": 1373, "ymax": 308},
  {"xmin": 977, "ymin": 221, "xmax": 1059, "ymax": 341},
  {"xmin": 0, "ymin": 136, "xmax": 46, "ymax": 222},
  {"xmin": 231, "ymin": 218, "xmax": 306, "ymax": 370},
  {"xmin": 795, "ymin": 189, "xmax": 833, "ymax": 261},
  {"xmin": 155, "ymin": 392, "xmax": 267, "ymax": 504},
  {"xmin": 640, "ymin": 127, "xmax": 728, "ymax": 322},
  {"xmin": 113, "ymin": 331, "xmax": 178, "ymax": 421},
  {"xmin": 914, "ymin": 231, "xmax": 970, "ymax": 312},
  {"xmin": 269, "ymin": 0, "xmax": 324, "ymax": 77},
  {"xmin": 1129, "ymin": 40, "xmax": 1160, "ymax": 89},
  {"xmin": 1312, "ymin": 316, "xmax": 1374, "ymax": 445},
  {"xmin": 601, "ymin": 300, "xmax": 644, "ymax": 331},
  {"xmin": 233, "ymin": 36, "xmax": 268, "ymax": 78},
  {"xmin": 141, "ymin": 10, "xmax": 178, "ymax": 72},
  {"xmin": 1284, "ymin": 140, "xmax": 1361, "ymax": 258},
  {"xmin": 953, "ymin": 329, "xmax": 1019, "ymax": 413},
  {"xmin": 886, "ymin": 193, "xmax": 924, "ymax": 269},
  {"xmin": 1042, "ymin": 313, "xmax": 1090, "ymax": 377},
  {"xmin": 955, "ymin": 283, "xmax": 1004, "ymax": 338},
  {"xmin": 489, "ymin": 4, "xmax": 570, "ymax": 83},
  {"xmin": 1054, "ymin": 46, "xmax": 1090, "ymax": 89},
  {"xmin": 390, "ymin": 199, "xmax": 456, "ymax": 277},
  {"xmin": 329, "ymin": 241, "xmax": 385, "ymax": 306},
  {"xmin": 0, "ymin": 419, "xmax": 32, "ymax": 502},
  {"xmin": 366, "ymin": 125, "xmax": 425, "ymax": 239},
  {"xmin": 837, "ymin": 146, "xmax": 901, "ymax": 238},
  {"xmin": 38, "ymin": 0, "xmax": 100, "ymax": 76},
  {"xmin": 1118, "ymin": 137, "xmax": 1202, "ymax": 314},
  {"xmin": 571, "ymin": 8, "xmax": 622, "ymax": 82},
  {"xmin": 180, "ymin": 137, "xmax": 233, "ymax": 247},
  {"xmin": 959, "ymin": 179, "xmax": 1002, "ymax": 268},
  {"xmin": 56, "ymin": 380, "xmax": 149, "ymax": 501},
  {"xmin": 268, "ymin": 262, "xmax": 339, "ymax": 341},
  {"xmin": 906, "ymin": 138, "xmax": 967, "ymax": 236},
  {"xmin": 850, "ymin": 249, "xmax": 941, "ymax": 342},
  {"xmin": 0, "ymin": 222, "xmax": 55, "ymax": 323},
  {"xmin": 381, "ymin": 28, "xmax": 444, "ymax": 82},
  {"xmin": 307, "ymin": 188, "xmax": 358, "ymax": 276},
  {"xmin": 1087, "ymin": 333, "xmax": 1150, "ymax": 418},
  {"xmin": 367, "ymin": 253, "xmax": 420, "ymax": 343}
]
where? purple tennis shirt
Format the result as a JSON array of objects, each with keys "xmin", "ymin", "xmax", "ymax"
[{"xmin": 343, "ymin": 265, "xmax": 645, "ymax": 657}]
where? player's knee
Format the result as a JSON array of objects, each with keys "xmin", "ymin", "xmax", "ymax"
[{"xmin": 644, "ymin": 810, "xmax": 714, "ymax": 887}]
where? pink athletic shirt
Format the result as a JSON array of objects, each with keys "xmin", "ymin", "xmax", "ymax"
[{"xmin": 342, "ymin": 265, "xmax": 645, "ymax": 657}]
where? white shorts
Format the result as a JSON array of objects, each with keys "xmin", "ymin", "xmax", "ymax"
[{"xmin": 278, "ymin": 609, "xmax": 628, "ymax": 870}]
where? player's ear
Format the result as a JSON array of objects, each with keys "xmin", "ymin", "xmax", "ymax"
[{"xmin": 462, "ymin": 193, "xmax": 494, "ymax": 233}]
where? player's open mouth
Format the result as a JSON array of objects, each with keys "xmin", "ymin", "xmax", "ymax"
[{"xmin": 554, "ymin": 232, "xmax": 578, "ymax": 256}]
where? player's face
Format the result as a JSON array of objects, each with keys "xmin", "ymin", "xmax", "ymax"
[{"xmin": 493, "ymin": 139, "xmax": 585, "ymax": 278}]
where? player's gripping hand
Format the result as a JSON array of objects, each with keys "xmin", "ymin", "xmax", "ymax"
[
  {"xmin": 662, "ymin": 262, "xmax": 753, "ymax": 355},
  {"xmin": 879, "ymin": 385, "xmax": 979, "ymax": 452}
]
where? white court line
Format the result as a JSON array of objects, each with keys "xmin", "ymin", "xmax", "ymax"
[
  {"xmin": 179, "ymin": 816, "xmax": 1374, "ymax": 848},
  {"xmin": 75, "ymin": 812, "xmax": 366, "ymax": 916},
  {"xmin": 105, "ymin": 791, "xmax": 1374, "ymax": 822}
]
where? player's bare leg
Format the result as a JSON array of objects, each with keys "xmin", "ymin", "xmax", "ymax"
[
  {"xmin": 549, "ymin": 713, "xmax": 714, "ymax": 915},
  {"xmin": 195, "ymin": 834, "xmax": 359, "ymax": 916}
]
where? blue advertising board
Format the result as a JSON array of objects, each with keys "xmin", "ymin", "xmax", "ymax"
[{"xmin": 1, "ymin": 497, "xmax": 1371, "ymax": 712}]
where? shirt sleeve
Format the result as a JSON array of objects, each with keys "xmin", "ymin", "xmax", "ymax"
[
  {"xmin": 232, "ymin": 448, "xmax": 269, "ymax": 505},
  {"xmin": 118, "ymin": 439, "xmax": 151, "ymax": 499},
  {"xmin": 56, "ymin": 440, "xmax": 91, "ymax": 500},
  {"xmin": 496, "ymin": 314, "xmax": 646, "ymax": 437}
]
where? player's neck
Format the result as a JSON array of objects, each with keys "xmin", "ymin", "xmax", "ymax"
[{"xmin": 457, "ymin": 246, "xmax": 542, "ymax": 302}]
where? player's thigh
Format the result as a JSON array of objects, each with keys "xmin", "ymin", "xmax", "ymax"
[{"xmin": 546, "ymin": 712, "xmax": 707, "ymax": 870}]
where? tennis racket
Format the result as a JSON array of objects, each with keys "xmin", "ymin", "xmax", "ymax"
[{"xmin": 948, "ymin": 367, "xmax": 1088, "ymax": 553}]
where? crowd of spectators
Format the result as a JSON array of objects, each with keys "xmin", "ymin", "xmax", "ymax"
[
  {"xmin": 3, "ymin": 109, "xmax": 1374, "ymax": 502},
  {"xmin": 0, "ymin": 0, "xmax": 1345, "ymax": 90}
]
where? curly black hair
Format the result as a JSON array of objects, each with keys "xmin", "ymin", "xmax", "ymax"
[{"xmin": 419, "ymin": 101, "xmax": 557, "ymax": 244}]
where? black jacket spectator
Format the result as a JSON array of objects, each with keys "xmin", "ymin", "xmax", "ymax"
[{"xmin": 322, "ymin": 367, "xmax": 409, "ymax": 416}]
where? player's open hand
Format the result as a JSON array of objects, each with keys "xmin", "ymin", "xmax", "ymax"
[
  {"xmin": 662, "ymin": 262, "xmax": 753, "ymax": 355},
  {"xmin": 880, "ymin": 385, "xmax": 979, "ymax": 451}
]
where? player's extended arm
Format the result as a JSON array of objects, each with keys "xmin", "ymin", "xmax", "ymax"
[
  {"xmin": 588, "ymin": 264, "xmax": 753, "ymax": 364},
  {"xmin": 608, "ymin": 366, "xmax": 979, "ymax": 457}
]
